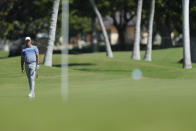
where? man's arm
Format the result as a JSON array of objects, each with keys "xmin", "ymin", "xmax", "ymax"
[
  {"xmin": 36, "ymin": 53, "xmax": 39, "ymax": 65},
  {"xmin": 21, "ymin": 55, "xmax": 24, "ymax": 72}
]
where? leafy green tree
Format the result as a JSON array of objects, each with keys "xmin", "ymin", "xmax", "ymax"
[
  {"xmin": 0, "ymin": 0, "xmax": 17, "ymax": 39},
  {"xmin": 0, "ymin": 0, "xmax": 54, "ymax": 40},
  {"xmin": 69, "ymin": 12, "xmax": 91, "ymax": 37},
  {"xmin": 96, "ymin": 0, "xmax": 136, "ymax": 49},
  {"xmin": 155, "ymin": 0, "xmax": 181, "ymax": 48},
  {"xmin": 190, "ymin": 0, "xmax": 196, "ymax": 35},
  {"xmin": 70, "ymin": 0, "xmax": 96, "ymax": 52}
]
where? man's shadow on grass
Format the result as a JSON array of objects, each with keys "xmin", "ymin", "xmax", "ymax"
[{"xmin": 53, "ymin": 63, "xmax": 96, "ymax": 68}]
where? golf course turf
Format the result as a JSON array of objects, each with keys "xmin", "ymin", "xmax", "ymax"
[{"xmin": 1, "ymin": 48, "xmax": 196, "ymax": 131}]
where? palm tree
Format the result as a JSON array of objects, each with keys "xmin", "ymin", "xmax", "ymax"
[
  {"xmin": 144, "ymin": 0, "xmax": 155, "ymax": 61},
  {"xmin": 89, "ymin": 0, "xmax": 113, "ymax": 58},
  {"xmin": 44, "ymin": 0, "xmax": 60, "ymax": 66},
  {"xmin": 182, "ymin": 0, "xmax": 192, "ymax": 69},
  {"xmin": 132, "ymin": 0, "xmax": 143, "ymax": 60}
]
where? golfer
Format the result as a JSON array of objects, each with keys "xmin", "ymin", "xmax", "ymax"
[{"xmin": 21, "ymin": 37, "xmax": 39, "ymax": 98}]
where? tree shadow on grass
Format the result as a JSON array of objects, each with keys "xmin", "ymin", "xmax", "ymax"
[
  {"xmin": 0, "ymin": 56, "xmax": 9, "ymax": 59},
  {"xmin": 74, "ymin": 68, "xmax": 128, "ymax": 73},
  {"xmin": 53, "ymin": 63, "xmax": 96, "ymax": 68}
]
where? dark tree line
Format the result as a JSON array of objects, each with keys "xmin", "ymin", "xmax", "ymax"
[{"xmin": 1, "ymin": 0, "xmax": 196, "ymax": 49}]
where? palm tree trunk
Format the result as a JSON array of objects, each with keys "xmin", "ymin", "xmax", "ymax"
[
  {"xmin": 44, "ymin": 0, "xmax": 60, "ymax": 66},
  {"xmin": 132, "ymin": 0, "xmax": 143, "ymax": 60},
  {"xmin": 182, "ymin": 0, "xmax": 192, "ymax": 69},
  {"xmin": 144, "ymin": 0, "xmax": 155, "ymax": 61},
  {"xmin": 89, "ymin": 0, "xmax": 113, "ymax": 58}
]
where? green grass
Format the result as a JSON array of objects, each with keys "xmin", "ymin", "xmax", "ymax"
[{"xmin": 1, "ymin": 48, "xmax": 196, "ymax": 131}]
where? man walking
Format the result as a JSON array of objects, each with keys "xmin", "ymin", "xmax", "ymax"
[{"xmin": 21, "ymin": 37, "xmax": 39, "ymax": 98}]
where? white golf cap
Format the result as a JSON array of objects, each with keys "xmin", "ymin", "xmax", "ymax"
[{"xmin": 25, "ymin": 37, "xmax": 31, "ymax": 41}]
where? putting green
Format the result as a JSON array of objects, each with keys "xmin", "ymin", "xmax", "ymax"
[{"xmin": 0, "ymin": 48, "xmax": 196, "ymax": 131}]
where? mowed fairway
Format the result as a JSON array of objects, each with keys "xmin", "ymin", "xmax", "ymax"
[{"xmin": 1, "ymin": 48, "xmax": 196, "ymax": 131}]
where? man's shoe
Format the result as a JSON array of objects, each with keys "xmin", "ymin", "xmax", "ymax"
[{"xmin": 28, "ymin": 92, "xmax": 35, "ymax": 98}]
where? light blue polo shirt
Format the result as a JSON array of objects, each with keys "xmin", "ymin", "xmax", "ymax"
[{"xmin": 21, "ymin": 45, "xmax": 39, "ymax": 63}]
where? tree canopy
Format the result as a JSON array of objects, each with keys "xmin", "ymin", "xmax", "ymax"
[{"xmin": 1, "ymin": 0, "xmax": 196, "ymax": 45}]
